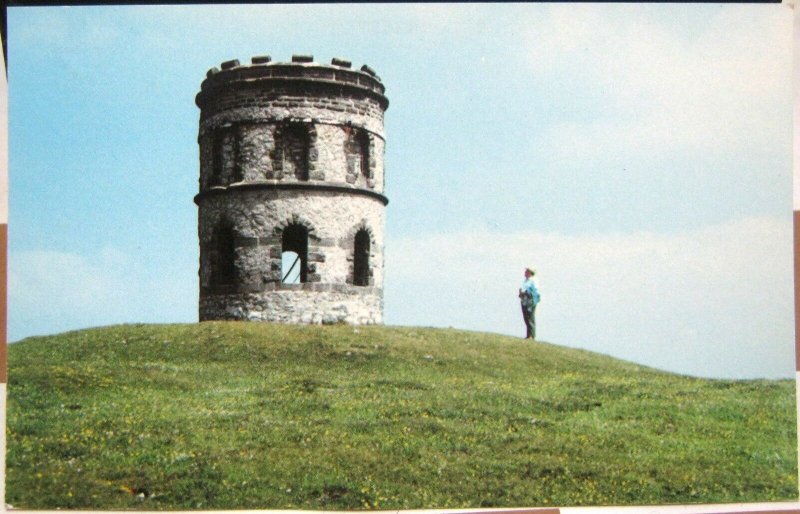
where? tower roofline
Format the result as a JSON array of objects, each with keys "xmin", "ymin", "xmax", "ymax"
[{"xmin": 196, "ymin": 55, "xmax": 389, "ymax": 111}]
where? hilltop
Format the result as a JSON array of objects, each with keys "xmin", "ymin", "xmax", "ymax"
[{"xmin": 6, "ymin": 322, "xmax": 797, "ymax": 509}]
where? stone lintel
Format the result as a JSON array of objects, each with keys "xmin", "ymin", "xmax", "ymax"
[
  {"xmin": 260, "ymin": 236, "xmax": 281, "ymax": 246},
  {"xmin": 235, "ymin": 236, "xmax": 260, "ymax": 247}
]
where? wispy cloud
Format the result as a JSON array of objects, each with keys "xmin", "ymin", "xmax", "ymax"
[
  {"xmin": 523, "ymin": 5, "xmax": 792, "ymax": 166},
  {"xmin": 9, "ymin": 248, "xmax": 196, "ymax": 342},
  {"xmin": 385, "ymin": 215, "xmax": 793, "ymax": 379}
]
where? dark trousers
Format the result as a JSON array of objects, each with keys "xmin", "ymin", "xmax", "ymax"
[{"xmin": 521, "ymin": 303, "xmax": 536, "ymax": 339}]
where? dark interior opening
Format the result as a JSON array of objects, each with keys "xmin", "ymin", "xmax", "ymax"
[
  {"xmin": 353, "ymin": 230, "xmax": 370, "ymax": 286},
  {"xmin": 211, "ymin": 223, "xmax": 236, "ymax": 287},
  {"xmin": 284, "ymin": 124, "xmax": 310, "ymax": 181},
  {"xmin": 357, "ymin": 131, "xmax": 370, "ymax": 177},
  {"xmin": 211, "ymin": 131, "xmax": 225, "ymax": 186}
]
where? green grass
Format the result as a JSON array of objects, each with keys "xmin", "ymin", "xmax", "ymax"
[{"xmin": 6, "ymin": 322, "xmax": 798, "ymax": 509}]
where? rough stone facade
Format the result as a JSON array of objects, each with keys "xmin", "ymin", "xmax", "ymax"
[{"xmin": 195, "ymin": 55, "xmax": 389, "ymax": 325}]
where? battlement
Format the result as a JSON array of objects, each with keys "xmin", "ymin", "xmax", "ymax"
[{"xmin": 196, "ymin": 54, "xmax": 387, "ymax": 110}]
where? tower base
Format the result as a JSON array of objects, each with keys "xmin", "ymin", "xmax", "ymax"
[{"xmin": 200, "ymin": 286, "xmax": 384, "ymax": 325}]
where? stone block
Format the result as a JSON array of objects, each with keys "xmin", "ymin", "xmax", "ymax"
[{"xmin": 235, "ymin": 236, "xmax": 259, "ymax": 247}]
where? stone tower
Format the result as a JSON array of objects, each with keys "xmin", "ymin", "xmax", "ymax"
[{"xmin": 194, "ymin": 54, "xmax": 389, "ymax": 324}]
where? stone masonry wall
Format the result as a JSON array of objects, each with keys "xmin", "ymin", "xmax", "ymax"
[
  {"xmin": 198, "ymin": 190, "xmax": 385, "ymax": 288},
  {"xmin": 198, "ymin": 190, "xmax": 385, "ymax": 324},
  {"xmin": 199, "ymin": 86, "xmax": 386, "ymax": 137},
  {"xmin": 200, "ymin": 288, "xmax": 383, "ymax": 325},
  {"xmin": 196, "ymin": 56, "xmax": 388, "ymax": 325},
  {"xmin": 200, "ymin": 122, "xmax": 385, "ymax": 190}
]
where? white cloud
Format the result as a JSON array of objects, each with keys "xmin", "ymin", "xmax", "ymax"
[
  {"xmin": 10, "ymin": 6, "xmax": 125, "ymax": 54},
  {"xmin": 385, "ymin": 215, "xmax": 793, "ymax": 379},
  {"xmin": 9, "ymin": 248, "xmax": 196, "ymax": 342},
  {"xmin": 523, "ymin": 4, "xmax": 792, "ymax": 167},
  {"xmin": 526, "ymin": 5, "xmax": 790, "ymax": 99}
]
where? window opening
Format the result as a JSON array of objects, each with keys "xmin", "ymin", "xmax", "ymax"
[
  {"xmin": 357, "ymin": 131, "xmax": 370, "ymax": 178},
  {"xmin": 282, "ymin": 224, "xmax": 308, "ymax": 283},
  {"xmin": 353, "ymin": 230, "xmax": 370, "ymax": 286},
  {"xmin": 211, "ymin": 131, "xmax": 225, "ymax": 186},
  {"xmin": 211, "ymin": 126, "xmax": 239, "ymax": 186},
  {"xmin": 211, "ymin": 224, "xmax": 236, "ymax": 286},
  {"xmin": 283, "ymin": 124, "xmax": 310, "ymax": 181},
  {"xmin": 281, "ymin": 251, "xmax": 301, "ymax": 284}
]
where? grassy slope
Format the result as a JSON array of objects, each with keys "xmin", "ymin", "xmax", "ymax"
[{"xmin": 6, "ymin": 322, "xmax": 797, "ymax": 509}]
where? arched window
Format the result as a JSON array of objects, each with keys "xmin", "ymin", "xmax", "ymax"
[
  {"xmin": 210, "ymin": 223, "xmax": 237, "ymax": 287},
  {"xmin": 283, "ymin": 124, "xmax": 310, "ymax": 181},
  {"xmin": 353, "ymin": 229, "xmax": 370, "ymax": 287},
  {"xmin": 282, "ymin": 224, "xmax": 308, "ymax": 283}
]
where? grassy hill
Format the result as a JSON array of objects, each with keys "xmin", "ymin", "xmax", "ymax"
[{"xmin": 6, "ymin": 322, "xmax": 797, "ymax": 509}]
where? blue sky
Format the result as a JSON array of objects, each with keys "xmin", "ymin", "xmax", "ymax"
[{"xmin": 7, "ymin": 4, "xmax": 795, "ymax": 379}]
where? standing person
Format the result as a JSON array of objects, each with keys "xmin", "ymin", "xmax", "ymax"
[{"xmin": 519, "ymin": 267, "xmax": 540, "ymax": 339}]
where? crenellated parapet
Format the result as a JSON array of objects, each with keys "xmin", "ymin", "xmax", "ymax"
[{"xmin": 196, "ymin": 54, "xmax": 388, "ymax": 119}]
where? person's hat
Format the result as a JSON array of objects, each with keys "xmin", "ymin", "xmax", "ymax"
[{"xmin": 525, "ymin": 267, "xmax": 536, "ymax": 275}]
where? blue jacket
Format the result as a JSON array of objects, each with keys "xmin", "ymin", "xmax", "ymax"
[{"xmin": 520, "ymin": 278, "xmax": 540, "ymax": 307}]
